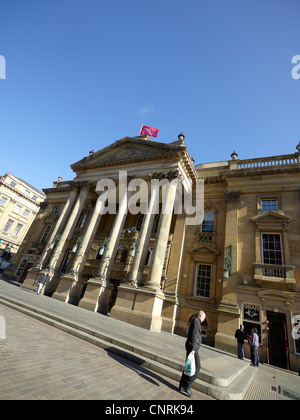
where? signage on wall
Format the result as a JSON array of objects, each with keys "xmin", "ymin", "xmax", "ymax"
[{"xmin": 243, "ymin": 304, "xmax": 260, "ymax": 323}]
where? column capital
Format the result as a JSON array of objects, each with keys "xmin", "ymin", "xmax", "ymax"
[
  {"xmin": 224, "ymin": 191, "xmax": 241, "ymax": 203},
  {"xmin": 149, "ymin": 169, "xmax": 182, "ymax": 182}
]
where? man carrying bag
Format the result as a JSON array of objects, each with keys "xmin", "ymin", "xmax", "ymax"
[{"xmin": 179, "ymin": 310, "xmax": 206, "ymax": 397}]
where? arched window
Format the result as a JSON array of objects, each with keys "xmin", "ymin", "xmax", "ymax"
[
  {"xmin": 152, "ymin": 215, "xmax": 160, "ymax": 233},
  {"xmin": 145, "ymin": 248, "xmax": 153, "ymax": 266},
  {"xmin": 77, "ymin": 212, "xmax": 88, "ymax": 229},
  {"xmin": 115, "ymin": 246, "xmax": 129, "ymax": 263},
  {"xmin": 135, "ymin": 215, "xmax": 144, "ymax": 232},
  {"xmin": 200, "ymin": 210, "xmax": 215, "ymax": 232}
]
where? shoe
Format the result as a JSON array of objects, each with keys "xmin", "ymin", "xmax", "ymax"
[{"xmin": 185, "ymin": 387, "xmax": 192, "ymax": 397}]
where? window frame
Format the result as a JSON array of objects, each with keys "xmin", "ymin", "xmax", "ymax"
[
  {"xmin": 261, "ymin": 233, "xmax": 283, "ymax": 266},
  {"xmin": 194, "ymin": 263, "xmax": 212, "ymax": 299}
]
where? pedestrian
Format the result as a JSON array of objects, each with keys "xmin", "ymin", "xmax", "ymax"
[
  {"xmin": 250, "ymin": 328, "xmax": 259, "ymax": 367},
  {"xmin": 179, "ymin": 310, "xmax": 206, "ymax": 397},
  {"xmin": 35, "ymin": 273, "xmax": 48, "ymax": 295},
  {"xmin": 235, "ymin": 325, "xmax": 245, "ymax": 360}
]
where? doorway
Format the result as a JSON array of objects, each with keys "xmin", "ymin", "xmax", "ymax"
[
  {"xmin": 19, "ymin": 262, "xmax": 33, "ymax": 284},
  {"xmin": 267, "ymin": 311, "xmax": 289, "ymax": 370}
]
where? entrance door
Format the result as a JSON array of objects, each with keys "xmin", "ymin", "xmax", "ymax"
[
  {"xmin": 267, "ymin": 311, "xmax": 289, "ymax": 370},
  {"xmin": 19, "ymin": 262, "xmax": 33, "ymax": 284}
]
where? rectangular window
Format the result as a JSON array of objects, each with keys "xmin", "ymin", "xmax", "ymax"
[
  {"xmin": 261, "ymin": 199, "xmax": 278, "ymax": 211},
  {"xmin": 12, "ymin": 223, "xmax": 23, "ymax": 238},
  {"xmin": 0, "ymin": 196, "xmax": 8, "ymax": 207},
  {"xmin": 14, "ymin": 258, "xmax": 27, "ymax": 277},
  {"xmin": 40, "ymin": 225, "xmax": 51, "ymax": 243},
  {"xmin": 194, "ymin": 264, "xmax": 211, "ymax": 298},
  {"xmin": 22, "ymin": 209, "xmax": 30, "ymax": 219},
  {"xmin": 10, "ymin": 181, "xmax": 17, "ymax": 188},
  {"xmin": 3, "ymin": 219, "xmax": 14, "ymax": 233},
  {"xmin": 13, "ymin": 204, "xmax": 22, "ymax": 214},
  {"xmin": 60, "ymin": 251, "xmax": 72, "ymax": 274},
  {"xmin": 53, "ymin": 207, "xmax": 60, "ymax": 216},
  {"xmin": 262, "ymin": 233, "xmax": 283, "ymax": 265}
]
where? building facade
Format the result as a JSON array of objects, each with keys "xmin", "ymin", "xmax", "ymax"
[
  {"xmin": 0, "ymin": 172, "xmax": 45, "ymax": 258},
  {"xmin": 6, "ymin": 135, "xmax": 300, "ymax": 373}
]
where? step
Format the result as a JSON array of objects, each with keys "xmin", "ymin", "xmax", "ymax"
[{"xmin": 0, "ymin": 294, "xmax": 257, "ymax": 400}]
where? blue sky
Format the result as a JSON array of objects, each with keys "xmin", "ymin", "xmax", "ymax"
[{"xmin": 0, "ymin": 0, "xmax": 300, "ymax": 191}]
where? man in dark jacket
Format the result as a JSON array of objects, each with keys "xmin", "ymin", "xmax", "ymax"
[
  {"xmin": 179, "ymin": 310, "xmax": 206, "ymax": 397},
  {"xmin": 235, "ymin": 325, "xmax": 245, "ymax": 360}
]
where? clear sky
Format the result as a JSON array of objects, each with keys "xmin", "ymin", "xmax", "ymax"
[{"xmin": 0, "ymin": 0, "xmax": 300, "ymax": 191}]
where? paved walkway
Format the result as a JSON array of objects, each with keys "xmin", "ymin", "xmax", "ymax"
[
  {"xmin": 0, "ymin": 303, "xmax": 212, "ymax": 401},
  {"xmin": 0, "ymin": 275, "xmax": 299, "ymax": 400}
]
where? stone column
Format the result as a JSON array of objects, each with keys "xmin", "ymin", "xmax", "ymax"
[
  {"xmin": 50, "ymin": 183, "xmax": 90, "ymax": 272},
  {"xmin": 215, "ymin": 190, "xmax": 241, "ymax": 354},
  {"xmin": 70, "ymin": 191, "xmax": 106, "ymax": 276},
  {"xmin": 37, "ymin": 186, "xmax": 79, "ymax": 270},
  {"xmin": 51, "ymin": 183, "xmax": 90, "ymax": 301},
  {"xmin": 62, "ymin": 191, "xmax": 106, "ymax": 304},
  {"xmin": 79, "ymin": 174, "xmax": 132, "ymax": 313},
  {"xmin": 110, "ymin": 172, "xmax": 180, "ymax": 332},
  {"xmin": 97, "ymin": 178, "xmax": 131, "ymax": 281},
  {"xmin": 126, "ymin": 184, "xmax": 159, "ymax": 286},
  {"xmin": 146, "ymin": 176, "xmax": 179, "ymax": 290}
]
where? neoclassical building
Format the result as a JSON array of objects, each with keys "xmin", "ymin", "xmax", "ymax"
[
  {"xmin": 0, "ymin": 172, "xmax": 45, "ymax": 256},
  {"xmin": 6, "ymin": 134, "xmax": 300, "ymax": 372}
]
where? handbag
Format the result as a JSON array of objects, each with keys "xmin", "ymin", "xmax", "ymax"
[{"xmin": 183, "ymin": 352, "xmax": 196, "ymax": 377}]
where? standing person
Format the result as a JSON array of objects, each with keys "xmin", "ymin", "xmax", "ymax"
[
  {"xmin": 235, "ymin": 325, "xmax": 245, "ymax": 360},
  {"xmin": 250, "ymin": 328, "xmax": 259, "ymax": 367},
  {"xmin": 35, "ymin": 273, "xmax": 48, "ymax": 295},
  {"xmin": 179, "ymin": 310, "xmax": 206, "ymax": 397}
]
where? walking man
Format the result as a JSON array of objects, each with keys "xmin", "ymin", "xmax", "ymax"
[
  {"xmin": 35, "ymin": 273, "xmax": 48, "ymax": 295},
  {"xmin": 179, "ymin": 310, "xmax": 206, "ymax": 397}
]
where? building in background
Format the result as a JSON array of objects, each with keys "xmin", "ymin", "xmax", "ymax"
[
  {"xmin": 0, "ymin": 172, "xmax": 45, "ymax": 260},
  {"xmin": 6, "ymin": 135, "xmax": 300, "ymax": 373}
]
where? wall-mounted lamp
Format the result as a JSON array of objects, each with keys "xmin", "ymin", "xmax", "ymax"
[{"xmin": 224, "ymin": 245, "xmax": 232, "ymax": 278}]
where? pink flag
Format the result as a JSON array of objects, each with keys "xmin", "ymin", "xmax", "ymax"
[{"xmin": 140, "ymin": 125, "xmax": 159, "ymax": 137}]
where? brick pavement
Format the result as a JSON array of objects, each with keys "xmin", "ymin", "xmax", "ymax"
[{"xmin": 0, "ymin": 303, "xmax": 213, "ymax": 401}]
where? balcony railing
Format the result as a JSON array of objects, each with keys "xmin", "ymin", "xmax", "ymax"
[
  {"xmin": 198, "ymin": 231, "xmax": 216, "ymax": 244},
  {"xmin": 229, "ymin": 152, "xmax": 300, "ymax": 171},
  {"xmin": 253, "ymin": 262, "xmax": 296, "ymax": 290}
]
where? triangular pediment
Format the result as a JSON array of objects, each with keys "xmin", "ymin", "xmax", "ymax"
[
  {"xmin": 251, "ymin": 211, "xmax": 291, "ymax": 224},
  {"xmin": 71, "ymin": 136, "xmax": 185, "ymax": 171},
  {"xmin": 190, "ymin": 243, "xmax": 220, "ymax": 256}
]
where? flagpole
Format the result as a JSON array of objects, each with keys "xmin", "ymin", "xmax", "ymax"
[{"xmin": 139, "ymin": 125, "xmax": 143, "ymax": 136}]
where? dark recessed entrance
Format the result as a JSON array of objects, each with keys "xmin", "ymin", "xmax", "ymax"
[{"xmin": 267, "ymin": 311, "xmax": 289, "ymax": 370}]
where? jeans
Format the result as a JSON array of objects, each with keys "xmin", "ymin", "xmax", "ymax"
[
  {"xmin": 251, "ymin": 346, "xmax": 259, "ymax": 366},
  {"xmin": 237, "ymin": 342, "xmax": 244, "ymax": 359},
  {"xmin": 180, "ymin": 344, "xmax": 201, "ymax": 389}
]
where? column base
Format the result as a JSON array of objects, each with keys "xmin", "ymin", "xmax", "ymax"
[
  {"xmin": 79, "ymin": 277, "xmax": 113, "ymax": 314},
  {"xmin": 109, "ymin": 285, "xmax": 165, "ymax": 332},
  {"xmin": 52, "ymin": 274, "xmax": 84, "ymax": 305},
  {"xmin": 21, "ymin": 268, "xmax": 41, "ymax": 292},
  {"xmin": 215, "ymin": 300, "xmax": 241, "ymax": 355}
]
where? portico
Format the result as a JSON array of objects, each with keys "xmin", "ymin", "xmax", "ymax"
[{"xmin": 19, "ymin": 134, "xmax": 197, "ymax": 332}]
